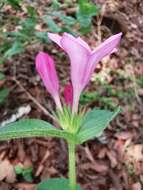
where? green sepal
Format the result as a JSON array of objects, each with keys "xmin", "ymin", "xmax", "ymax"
[{"xmin": 53, "ymin": 106, "xmax": 84, "ymax": 134}]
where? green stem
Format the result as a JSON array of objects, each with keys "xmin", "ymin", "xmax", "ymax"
[{"xmin": 68, "ymin": 141, "xmax": 76, "ymax": 190}]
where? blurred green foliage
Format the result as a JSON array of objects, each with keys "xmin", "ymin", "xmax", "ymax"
[
  {"xmin": 15, "ymin": 165, "xmax": 33, "ymax": 182},
  {"xmin": 0, "ymin": 73, "xmax": 9, "ymax": 104},
  {"xmin": 0, "ymin": 88, "xmax": 9, "ymax": 104},
  {"xmin": 1, "ymin": 0, "xmax": 22, "ymax": 10},
  {"xmin": 77, "ymin": 0, "xmax": 99, "ymax": 33},
  {"xmin": 136, "ymin": 76, "xmax": 143, "ymax": 88},
  {"xmin": 80, "ymin": 80, "xmax": 134, "ymax": 110},
  {"xmin": 124, "ymin": 162, "xmax": 134, "ymax": 176},
  {"xmin": 80, "ymin": 88, "xmax": 134, "ymax": 109},
  {"xmin": 0, "ymin": 0, "xmax": 99, "ymax": 61}
]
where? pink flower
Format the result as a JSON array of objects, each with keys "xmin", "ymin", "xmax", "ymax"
[
  {"xmin": 64, "ymin": 84, "xmax": 73, "ymax": 107},
  {"xmin": 36, "ymin": 52, "xmax": 62, "ymax": 110},
  {"xmin": 48, "ymin": 32, "xmax": 122, "ymax": 112}
]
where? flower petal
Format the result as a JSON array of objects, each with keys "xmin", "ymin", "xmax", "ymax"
[
  {"xmin": 61, "ymin": 33, "xmax": 90, "ymax": 87},
  {"xmin": 36, "ymin": 52, "xmax": 62, "ymax": 110},
  {"xmin": 48, "ymin": 32, "xmax": 91, "ymax": 52},
  {"xmin": 61, "ymin": 33, "xmax": 90, "ymax": 112},
  {"xmin": 48, "ymin": 33, "xmax": 62, "ymax": 48},
  {"xmin": 92, "ymin": 33, "xmax": 122, "ymax": 55},
  {"xmin": 82, "ymin": 33, "xmax": 122, "ymax": 84},
  {"xmin": 77, "ymin": 37, "xmax": 91, "ymax": 51},
  {"xmin": 63, "ymin": 33, "xmax": 91, "ymax": 51}
]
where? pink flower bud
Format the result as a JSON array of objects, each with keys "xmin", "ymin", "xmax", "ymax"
[
  {"xmin": 64, "ymin": 84, "xmax": 73, "ymax": 107},
  {"xmin": 36, "ymin": 52, "xmax": 62, "ymax": 110}
]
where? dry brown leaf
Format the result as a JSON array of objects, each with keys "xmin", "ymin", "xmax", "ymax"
[
  {"xmin": 106, "ymin": 151, "xmax": 118, "ymax": 168},
  {"xmin": 98, "ymin": 148, "xmax": 107, "ymax": 159},
  {"xmin": 115, "ymin": 131, "xmax": 133, "ymax": 140},
  {"xmin": 0, "ymin": 159, "xmax": 16, "ymax": 183},
  {"xmin": 0, "ymin": 182, "xmax": 11, "ymax": 190},
  {"xmin": 80, "ymin": 162, "xmax": 108, "ymax": 173},
  {"xmin": 125, "ymin": 144, "xmax": 143, "ymax": 162},
  {"xmin": 131, "ymin": 182, "xmax": 141, "ymax": 190},
  {"xmin": 16, "ymin": 183, "xmax": 36, "ymax": 190}
]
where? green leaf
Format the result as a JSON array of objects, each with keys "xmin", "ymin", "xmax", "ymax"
[
  {"xmin": 43, "ymin": 16, "xmax": 61, "ymax": 32},
  {"xmin": 77, "ymin": 107, "xmax": 121, "ymax": 143},
  {"xmin": 4, "ymin": 31, "xmax": 26, "ymax": 39},
  {"xmin": 0, "ymin": 59, "xmax": 4, "ymax": 64},
  {"xmin": 0, "ymin": 1, "xmax": 4, "ymax": 9},
  {"xmin": 59, "ymin": 26, "xmax": 76, "ymax": 35},
  {"xmin": 37, "ymin": 178, "xmax": 82, "ymax": 190},
  {"xmin": 77, "ymin": 13, "xmax": 92, "ymax": 28},
  {"xmin": 61, "ymin": 15, "xmax": 76, "ymax": 26},
  {"xmin": 78, "ymin": 0, "xmax": 99, "ymax": 16},
  {"xmin": 77, "ymin": 0, "xmax": 99, "ymax": 31},
  {"xmin": 22, "ymin": 167, "xmax": 33, "ymax": 182},
  {"xmin": 0, "ymin": 73, "xmax": 5, "ymax": 80},
  {"xmin": 0, "ymin": 119, "xmax": 79, "ymax": 143},
  {"xmin": 79, "ymin": 26, "xmax": 91, "ymax": 34},
  {"xmin": 15, "ymin": 166, "xmax": 23, "ymax": 175},
  {"xmin": 0, "ymin": 88, "xmax": 9, "ymax": 104},
  {"xmin": 6, "ymin": 0, "xmax": 22, "ymax": 10},
  {"xmin": 15, "ymin": 166, "xmax": 33, "ymax": 182},
  {"xmin": 20, "ymin": 18, "xmax": 36, "ymax": 30},
  {"xmin": 4, "ymin": 41, "xmax": 24, "ymax": 59},
  {"xmin": 0, "ymin": 40, "xmax": 11, "ymax": 54},
  {"xmin": 35, "ymin": 32, "xmax": 49, "ymax": 43},
  {"xmin": 80, "ymin": 92, "xmax": 99, "ymax": 104},
  {"xmin": 51, "ymin": 0, "xmax": 61, "ymax": 10},
  {"xmin": 51, "ymin": 12, "xmax": 76, "ymax": 26},
  {"xmin": 26, "ymin": 6, "xmax": 37, "ymax": 18}
]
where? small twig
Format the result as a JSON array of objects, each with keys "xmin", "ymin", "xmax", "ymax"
[
  {"xmin": 109, "ymin": 169, "xmax": 122, "ymax": 190},
  {"xmin": 96, "ymin": 3, "xmax": 107, "ymax": 44},
  {"xmin": 12, "ymin": 78, "xmax": 56, "ymax": 121},
  {"xmin": 84, "ymin": 145, "xmax": 95, "ymax": 163},
  {"xmin": 130, "ymin": 63, "xmax": 143, "ymax": 113},
  {"xmin": 35, "ymin": 149, "xmax": 50, "ymax": 176}
]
